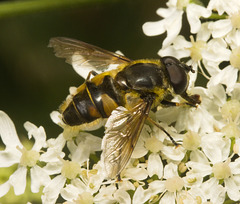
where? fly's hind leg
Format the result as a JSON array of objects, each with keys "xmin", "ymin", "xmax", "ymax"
[{"xmin": 147, "ymin": 117, "xmax": 180, "ymax": 147}]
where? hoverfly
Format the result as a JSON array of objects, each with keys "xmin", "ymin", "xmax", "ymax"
[{"xmin": 49, "ymin": 37, "xmax": 201, "ymax": 179}]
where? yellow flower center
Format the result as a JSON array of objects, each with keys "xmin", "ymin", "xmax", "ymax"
[
  {"xmin": 183, "ymin": 131, "xmax": 201, "ymax": 150},
  {"xmin": 230, "ymin": 12, "xmax": 240, "ymax": 29},
  {"xmin": 18, "ymin": 146, "xmax": 40, "ymax": 167},
  {"xmin": 189, "ymin": 36, "xmax": 207, "ymax": 61},
  {"xmin": 165, "ymin": 176, "xmax": 184, "ymax": 192},
  {"xmin": 221, "ymin": 122, "xmax": 240, "ymax": 139},
  {"xmin": 212, "ymin": 161, "xmax": 231, "ymax": 179},
  {"xmin": 177, "ymin": 0, "xmax": 190, "ymax": 10},
  {"xmin": 230, "ymin": 47, "xmax": 240, "ymax": 69},
  {"xmin": 221, "ymin": 99, "xmax": 240, "ymax": 121},
  {"xmin": 74, "ymin": 192, "xmax": 93, "ymax": 204},
  {"xmin": 61, "ymin": 160, "xmax": 81, "ymax": 179}
]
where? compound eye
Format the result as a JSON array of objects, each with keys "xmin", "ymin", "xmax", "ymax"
[{"xmin": 162, "ymin": 56, "xmax": 188, "ymax": 94}]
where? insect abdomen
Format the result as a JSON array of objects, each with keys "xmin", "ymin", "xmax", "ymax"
[{"xmin": 62, "ymin": 75, "xmax": 122, "ymax": 126}]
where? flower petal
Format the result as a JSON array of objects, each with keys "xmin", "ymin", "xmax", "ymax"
[
  {"xmin": 24, "ymin": 122, "xmax": 46, "ymax": 151},
  {"xmin": 158, "ymin": 35, "xmax": 191, "ymax": 59},
  {"xmin": 161, "ymin": 145, "xmax": 185, "ymax": 162},
  {"xmin": 142, "ymin": 20, "xmax": 166, "ymax": 36},
  {"xmin": 40, "ymin": 147, "xmax": 65, "ymax": 163},
  {"xmin": 43, "ymin": 161, "xmax": 62, "ymax": 175},
  {"xmin": 225, "ymin": 177, "xmax": 240, "ymax": 201},
  {"xmin": 114, "ymin": 189, "xmax": 131, "ymax": 204},
  {"xmin": 207, "ymin": 65, "xmax": 238, "ymax": 94},
  {"xmin": 0, "ymin": 148, "xmax": 21, "ymax": 167},
  {"xmin": 132, "ymin": 185, "xmax": 150, "ymax": 204},
  {"xmin": 163, "ymin": 163, "xmax": 178, "ymax": 179},
  {"xmin": 30, "ymin": 165, "xmax": 51, "ymax": 193},
  {"xmin": 94, "ymin": 185, "xmax": 116, "ymax": 203},
  {"xmin": 162, "ymin": 10, "xmax": 183, "ymax": 48},
  {"xmin": 123, "ymin": 167, "xmax": 148, "ymax": 181},
  {"xmin": 202, "ymin": 38, "xmax": 231, "ymax": 64},
  {"xmin": 208, "ymin": 19, "xmax": 232, "ymax": 38},
  {"xmin": 201, "ymin": 132, "xmax": 230, "ymax": 163},
  {"xmin": 189, "ymin": 149, "xmax": 209, "ymax": 164},
  {"xmin": 131, "ymin": 138, "xmax": 148, "ymax": 159},
  {"xmin": 186, "ymin": 161, "xmax": 212, "ymax": 177},
  {"xmin": 117, "ymin": 180, "xmax": 135, "ymax": 191},
  {"xmin": 50, "ymin": 111, "xmax": 63, "ymax": 126},
  {"xmin": 60, "ymin": 184, "xmax": 81, "ymax": 202},
  {"xmin": 159, "ymin": 191, "xmax": 175, "ymax": 204},
  {"xmin": 201, "ymin": 177, "xmax": 225, "ymax": 203},
  {"xmin": 0, "ymin": 111, "xmax": 22, "ymax": 148},
  {"xmin": 229, "ymin": 158, "xmax": 240, "ymax": 174},
  {"xmin": 0, "ymin": 180, "xmax": 11, "ymax": 197},
  {"xmin": 147, "ymin": 153, "xmax": 163, "ymax": 178},
  {"xmin": 9, "ymin": 166, "xmax": 27, "ymax": 195},
  {"xmin": 187, "ymin": 4, "xmax": 211, "ymax": 34},
  {"xmin": 148, "ymin": 180, "xmax": 165, "ymax": 193},
  {"xmin": 42, "ymin": 175, "xmax": 66, "ymax": 204}
]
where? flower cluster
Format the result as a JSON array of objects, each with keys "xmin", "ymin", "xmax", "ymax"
[{"xmin": 1, "ymin": 0, "xmax": 240, "ymax": 203}]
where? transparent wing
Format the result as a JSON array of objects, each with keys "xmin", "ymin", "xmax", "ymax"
[
  {"xmin": 49, "ymin": 37, "xmax": 131, "ymax": 79},
  {"xmin": 101, "ymin": 101, "xmax": 152, "ymax": 179}
]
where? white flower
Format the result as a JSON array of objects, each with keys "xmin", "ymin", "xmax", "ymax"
[
  {"xmin": 179, "ymin": 180, "xmax": 226, "ymax": 203},
  {"xmin": 60, "ymin": 163, "xmax": 104, "ymax": 203},
  {"xmin": 183, "ymin": 84, "xmax": 240, "ymax": 201},
  {"xmin": 132, "ymin": 182, "xmax": 164, "ymax": 204},
  {"xmin": 158, "ymin": 23, "xmax": 213, "ymax": 83},
  {"xmin": 133, "ymin": 163, "xmax": 187, "ymax": 204},
  {"xmin": 207, "ymin": 0, "xmax": 240, "ymax": 15},
  {"xmin": 159, "ymin": 23, "xmax": 238, "ymax": 94},
  {"xmin": 187, "ymin": 150, "xmax": 240, "ymax": 201},
  {"xmin": 207, "ymin": 65, "xmax": 238, "ymax": 94},
  {"xmin": 61, "ymin": 165, "xmax": 132, "ymax": 204},
  {"xmin": 145, "ymin": 136, "xmax": 164, "ymax": 178},
  {"xmin": 155, "ymin": 92, "xmax": 221, "ymax": 134},
  {"xmin": 142, "ymin": 0, "xmax": 211, "ymax": 48},
  {"xmin": 225, "ymin": 30, "xmax": 240, "ymax": 50},
  {"xmin": 41, "ymin": 131, "xmax": 103, "ymax": 204},
  {"xmin": 0, "ymin": 111, "xmax": 51, "ymax": 196}
]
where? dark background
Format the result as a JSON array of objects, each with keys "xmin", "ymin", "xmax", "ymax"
[{"xmin": 0, "ymin": 0, "xmax": 169, "ymax": 139}]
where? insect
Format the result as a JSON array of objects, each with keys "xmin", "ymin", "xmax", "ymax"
[{"xmin": 49, "ymin": 37, "xmax": 201, "ymax": 179}]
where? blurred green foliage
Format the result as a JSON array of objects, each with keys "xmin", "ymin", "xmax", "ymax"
[{"xmin": 0, "ymin": 0, "xmax": 167, "ymax": 139}]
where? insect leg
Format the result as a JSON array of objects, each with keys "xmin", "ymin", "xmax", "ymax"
[
  {"xmin": 86, "ymin": 70, "xmax": 98, "ymax": 81},
  {"xmin": 162, "ymin": 93, "xmax": 201, "ymax": 108},
  {"xmin": 161, "ymin": 100, "xmax": 180, "ymax": 107},
  {"xmin": 117, "ymin": 174, "xmax": 122, "ymax": 182},
  {"xmin": 147, "ymin": 117, "xmax": 179, "ymax": 146},
  {"xmin": 180, "ymin": 92, "xmax": 201, "ymax": 107}
]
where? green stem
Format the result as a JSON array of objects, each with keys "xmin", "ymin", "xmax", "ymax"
[
  {"xmin": 0, "ymin": 0, "xmax": 115, "ymax": 19},
  {"xmin": 207, "ymin": 13, "xmax": 228, "ymax": 20}
]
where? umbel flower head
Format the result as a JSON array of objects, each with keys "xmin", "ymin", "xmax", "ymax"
[
  {"xmin": 0, "ymin": 111, "xmax": 50, "ymax": 197},
  {"xmin": 1, "ymin": 0, "xmax": 240, "ymax": 203}
]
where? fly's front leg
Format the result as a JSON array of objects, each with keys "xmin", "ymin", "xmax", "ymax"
[
  {"xmin": 162, "ymin": 92, "xmax": 201, "ymax": 108},
  {"xmin": 161, "ymin": 100, "xmax": 180, "ymax": 107},
  {"xmin": 180, "ymin": 91, "xmax": 201, "ymax": 107}
]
